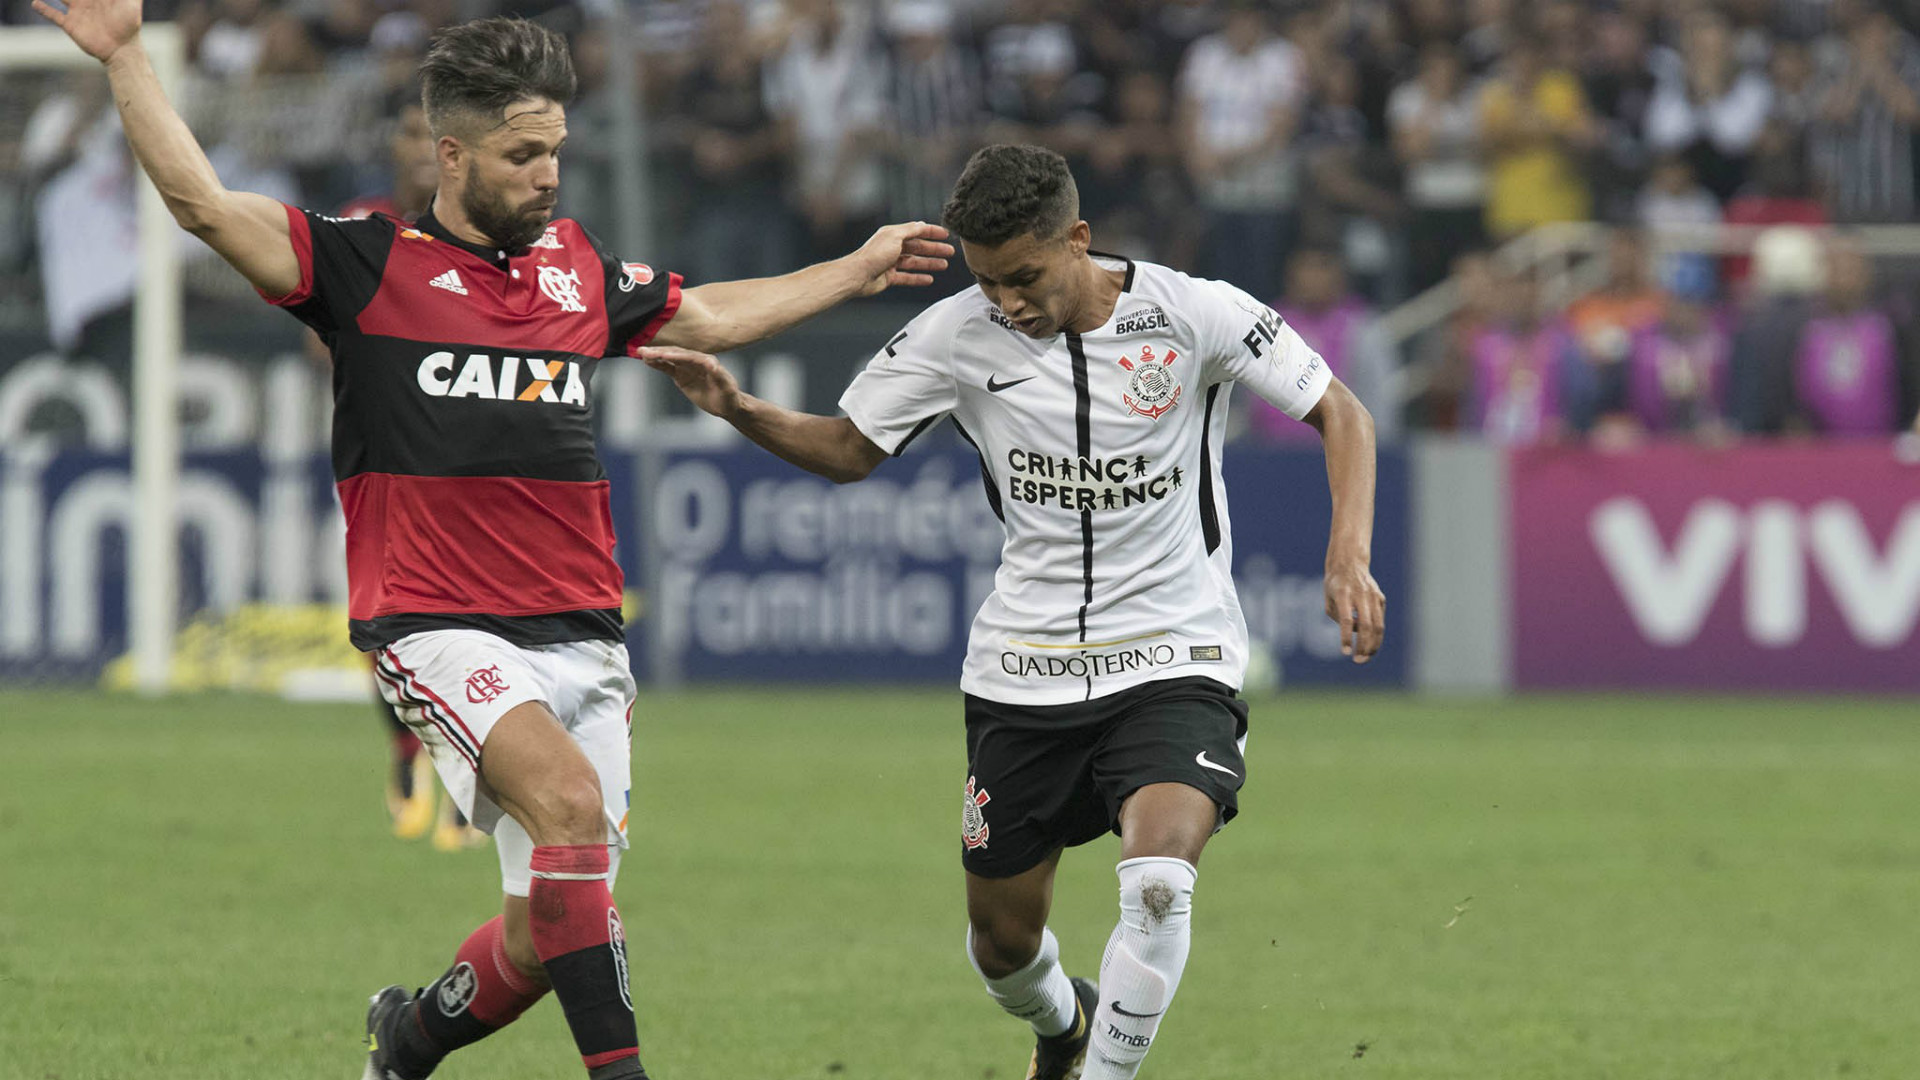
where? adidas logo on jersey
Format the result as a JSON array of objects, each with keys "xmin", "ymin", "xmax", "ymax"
[{"xmin": 428, "ymin": 269, "xmax": 468, "ymax": 295}]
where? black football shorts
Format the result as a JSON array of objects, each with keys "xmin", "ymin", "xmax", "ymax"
[{"xmin": 959, "ymin": 676, "xmax": 1250, "ymax": 878}]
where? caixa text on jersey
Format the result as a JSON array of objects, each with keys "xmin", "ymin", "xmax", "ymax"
[{"xmin": 415, "ymin": 351, "xmax": 589, "ymax": 406}]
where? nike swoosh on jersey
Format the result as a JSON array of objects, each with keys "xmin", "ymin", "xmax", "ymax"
[
  {"xmin": 1195, "ymin": 751, "xmax": 1239, "ymax": 779},
  {"xmin": 986, "ymin": 373, "xmax": 1036, "ymax": 393}
]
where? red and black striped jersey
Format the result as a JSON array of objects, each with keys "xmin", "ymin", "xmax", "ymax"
[{"xmin": 261, "ymin": 203, "xmax": 682, "ymax": 651}]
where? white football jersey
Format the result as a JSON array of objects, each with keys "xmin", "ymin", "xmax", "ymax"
[{"xmin": 840, "ymin": 256, "xmax": 1330, "ymax": 705}]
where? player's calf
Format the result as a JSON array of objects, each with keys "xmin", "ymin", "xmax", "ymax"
[
  {"xmin": 1081, "ymin": 857, "xmax": 1197, "ymax": 1080},
  {"xmin": 969, "ymin": 924, "xmax": 1083, "ymax": 1037},
  {"xmin": 529, "ymin": 844, "xmax": 648, "ymax": 1079},
  {"xmin": 364, "ymin": 916, "xmax": 549, "ymax": 1079}
]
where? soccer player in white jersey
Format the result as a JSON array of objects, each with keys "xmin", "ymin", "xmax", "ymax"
[{"xmin": 642, "ymin": 144, "xmax": 1385, "ymax": 1079}]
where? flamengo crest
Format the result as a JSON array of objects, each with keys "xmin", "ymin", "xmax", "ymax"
[
  {"xmin": 466, "ymin": 665, "xmax": 510, "ymax": 703},
  {"xmin": 1119, "ymin": 344, "xmax": 1182, "ymax": 420},
  {"xmin": 538, "ymin": 265, "xmax": 588, "ymax": 313}
]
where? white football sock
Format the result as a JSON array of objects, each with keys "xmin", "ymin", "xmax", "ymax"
[
  {"xmin": 1082, "ymin": 856, "xmax": 1197, "ymax": 1079},
  {"xmin": 968, "ymin": 924, "xmax": 1081, "ymax": 1038}
]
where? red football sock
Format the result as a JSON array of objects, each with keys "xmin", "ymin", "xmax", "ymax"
[
  {"xmin": 394, "ymin": 916, "xmax": 548, "ymax": 1073},
  {"xmin": 529, "ymin": 845, "xmax": 645, "ymax": 1076}
]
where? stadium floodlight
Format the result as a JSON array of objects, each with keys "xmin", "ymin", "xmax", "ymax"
[{"xmin": 0, "ymin": 23, "xmax": 184, "ymax": 695}]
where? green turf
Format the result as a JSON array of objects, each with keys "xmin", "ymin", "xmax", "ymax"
[{"xmin": 1, "ymin": 688, "xmax": 1915, "ymax": 1079}]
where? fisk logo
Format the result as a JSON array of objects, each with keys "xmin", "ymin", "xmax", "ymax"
[
  {"xmin": 1591, "ymin": 497, "xmax": 1920, "ymax": 648},
  {"xmin": 417, "ymin": 351, "xmax": 588, "ymax": 406}
]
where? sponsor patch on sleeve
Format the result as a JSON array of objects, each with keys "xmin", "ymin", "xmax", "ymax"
[{"xmin": 1189, "ymin": 645, "xmax": 1223, "ymax": 662}]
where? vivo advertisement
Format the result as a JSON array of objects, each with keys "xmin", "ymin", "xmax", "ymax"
[{"xmin": 1510, "ymin": 442, "xmax": 1920, "ymax": 691}]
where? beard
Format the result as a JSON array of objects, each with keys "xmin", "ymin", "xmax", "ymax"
[{"xmin": 461, "ymin": 175, "xmax": 554, "ymax": 251}]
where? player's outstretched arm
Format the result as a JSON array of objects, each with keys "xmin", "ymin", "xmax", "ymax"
[
  {"xmin": 651, "ymin": 223, "xmax": 953, "ymax": 355},
  {"xmin": 34, "ymin": 0, "xmax": 299, "ymax": 297},
  {"xmin": 1303, "ymin": 377, "xmax": 1387, "ymax": 663},
  {"xmin": 638, "ymin": 345, "xmax": 887, "ymax": 484}
]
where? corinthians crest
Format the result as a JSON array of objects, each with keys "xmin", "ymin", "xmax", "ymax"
[
  {"xmin": 962, "ymin": 776, "xmax": 991, "ymax": 850},
  {"xmin": 1119, "ymin": 344, "xmax": 1182, "ymax": 420}
]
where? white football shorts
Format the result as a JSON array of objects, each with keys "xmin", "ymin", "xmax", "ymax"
[{"xmin": 373, "ymin": 629, "xmax": 636, "ymax": 897}]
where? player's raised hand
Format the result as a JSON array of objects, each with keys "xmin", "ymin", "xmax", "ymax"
[
  {"xmin": 636, "ymin": 346, "xmax": 744, "ymax": 419},
  {"xmin": 1324, "ymin": 557, "xmax": 1386, "ymax": 663},
  {"xmin": 849, "ymin": 222, "xmax": 954, "ymax": 297},
  {"xmin": 33, "ymin": 0, "xmax": 142, "ymax": 64}
]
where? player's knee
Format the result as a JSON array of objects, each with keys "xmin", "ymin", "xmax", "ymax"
[
  {"xmin": 968, "ymin": 911, "xmax": 1044, "ymax": 976},
  {"xmin": 1139, "ymin": 877, "xmax": 1176, "ymax": 921},
  {"xmin": 1118, "ymin": 856, "xmax": 1197, "ymax": 927},
  {"xmin": 523, "ymin": 772, "xmax": 605, "ymax": 845}
]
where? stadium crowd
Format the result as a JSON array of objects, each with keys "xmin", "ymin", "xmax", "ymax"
[{"xmin": 8, "ymin": 0, "xmax": 1920, "ymax": 440}]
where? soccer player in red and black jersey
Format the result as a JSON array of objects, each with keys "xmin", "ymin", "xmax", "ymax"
[{"xmin": 34, "ymin": 4, "xmax": 951, "ymax": 1078}]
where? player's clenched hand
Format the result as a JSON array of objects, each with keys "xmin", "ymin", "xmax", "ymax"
[
  {"xmin": 849, "ymin": 222, "xmax": 955, "ymax": 297},
  {"xmin": 34, "ymin": 0, "xmax": 142, "ymax": 64},
  {"xmin": 1323, "ymin": 557, "xmax": 1386, "ymax": 663},
  {"xmin": 636, "ymin": 346, "xmax": 745, "ymax": 419}
]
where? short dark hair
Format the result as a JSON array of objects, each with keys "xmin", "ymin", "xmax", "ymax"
[
  {"xmin": 941, "ymin": 145, "xmax": 1079, "ymax": 247},
  {"xmin": 419, "ymin": 18, "xmax": 577, "ymax": 139}
]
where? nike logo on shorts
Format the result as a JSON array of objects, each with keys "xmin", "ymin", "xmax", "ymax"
[
  {"xmin": 986, "ymin": 373, "xmax": 1035, "ymax": 393},
  {"xmin": 1195, "ymin": 750, "xmax": 1239, "ymax": 779}
]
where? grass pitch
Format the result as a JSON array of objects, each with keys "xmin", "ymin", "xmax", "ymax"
[{"xmin": 1, "ymin": 688, "xmax": 1915, "ymax": 1080}]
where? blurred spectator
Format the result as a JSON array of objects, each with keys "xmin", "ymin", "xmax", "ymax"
[
  {"xmin": 1300, "ymin": 53, "xmax": 1401, "ymax": 296},
  {"xmin": 675, "ymin": 0, "xmax": 794, "ymax": 285},
  {"xmin": 1730, "ymin": 224, "xmax": 1824, "ymax": 433},
  {"xmin": 1136, "ymin": 0, "xmax": 1225, "ymax": 78},
  {"xmin": 1724, "ymin": 0, "xmax": 1780, "ymax": 69},
  {"xmin": 1567, "ymin": 228, "xmax": 1665, "ymax": 386},
  {"xmin": 1635, "ymin": 154, "xmax": 1722, "ymax": 228},
  {"xmin": 1810, "ymin": 5, "xmax": 1920, "ymax": 221},
  {"xmin": 1388, "ymin": 43, "xmax": 1487, "ymax": 295},
  {"xmin": 764, "ymin": 0, "xmax": 886, "ymax": 260},
  {"xmin": 1468, "ymin": 267, "xmax": 1577, "ymax": 443},
  {"xmin": 1404, "ymin": 0, "xmax": 1464, "ymax": 51},
  {"xmin": 1177, "ymin": 0, "xmax": 1305, "ymax": 302},
  {"xmin": 1793, "ymin": 243, "xmax": 1904, "ymax": 434},
  {"xmin": 1478, "ymin": 37, "xmax": 1596, "ymax": 238},
  {"xmin": 1411, "ymin": 248, "xmax": 1499, "ymax": 429},
  {"xmin": 1244, "ymin": 247, "xmax": 1400, "ymax": 443},
  {"xmin": 252, "ymin": 7, "xmax": 323, "ymax": 78},
  {"xmin": 1080, "ymin": 71, "xmax": 1194, "ymax": 264},
  {"xmin": 309, "ymin": 0, "xmax": 377, "ymax": 55},
  {"xmin": 1643, "ymin": 9, "xmax": 1772, "ymax": 203},
  {"xmin": 337, "ymin": 103, "xmax": 435, "ymax": 222},
  {"xmin": 1581, "ymin": 8, "xmax": 1657, "ymax": 222},
  {"xmin": 1460, "ymin": 0, "xmax": 1514, "ymax": 74},
  {"xmin": 1722, "ymin": 120, "xmax": 1827, "ymax": 288},
  {"xmin": 1343, "ymin": 0, "xmax": 1415, "ymax": 142},
  {"xmin": 1766, "ymin": 37, "xmax": 1821, "ymax": 138},
  {"xmin": 1600, "ymin": 257, "xmax": 1731, "ymax": 439},
  {"xmin": 1537, "ymin": 0, "xmax": 1588, "ymax": 76},
  {"xmin": 881, "ymin": 1, "xmax": 982, "ymax": 223},
  {"xmin": 195, "ymin": 0, "xmax": 271, "ymax": 79},
  {"xmin": 982, "ymin": 20, "xmax": 1103, "ymax": 157},
  {"xmin": 363, "ymin": 12, "xmax": 430, "ymax": 113}
]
